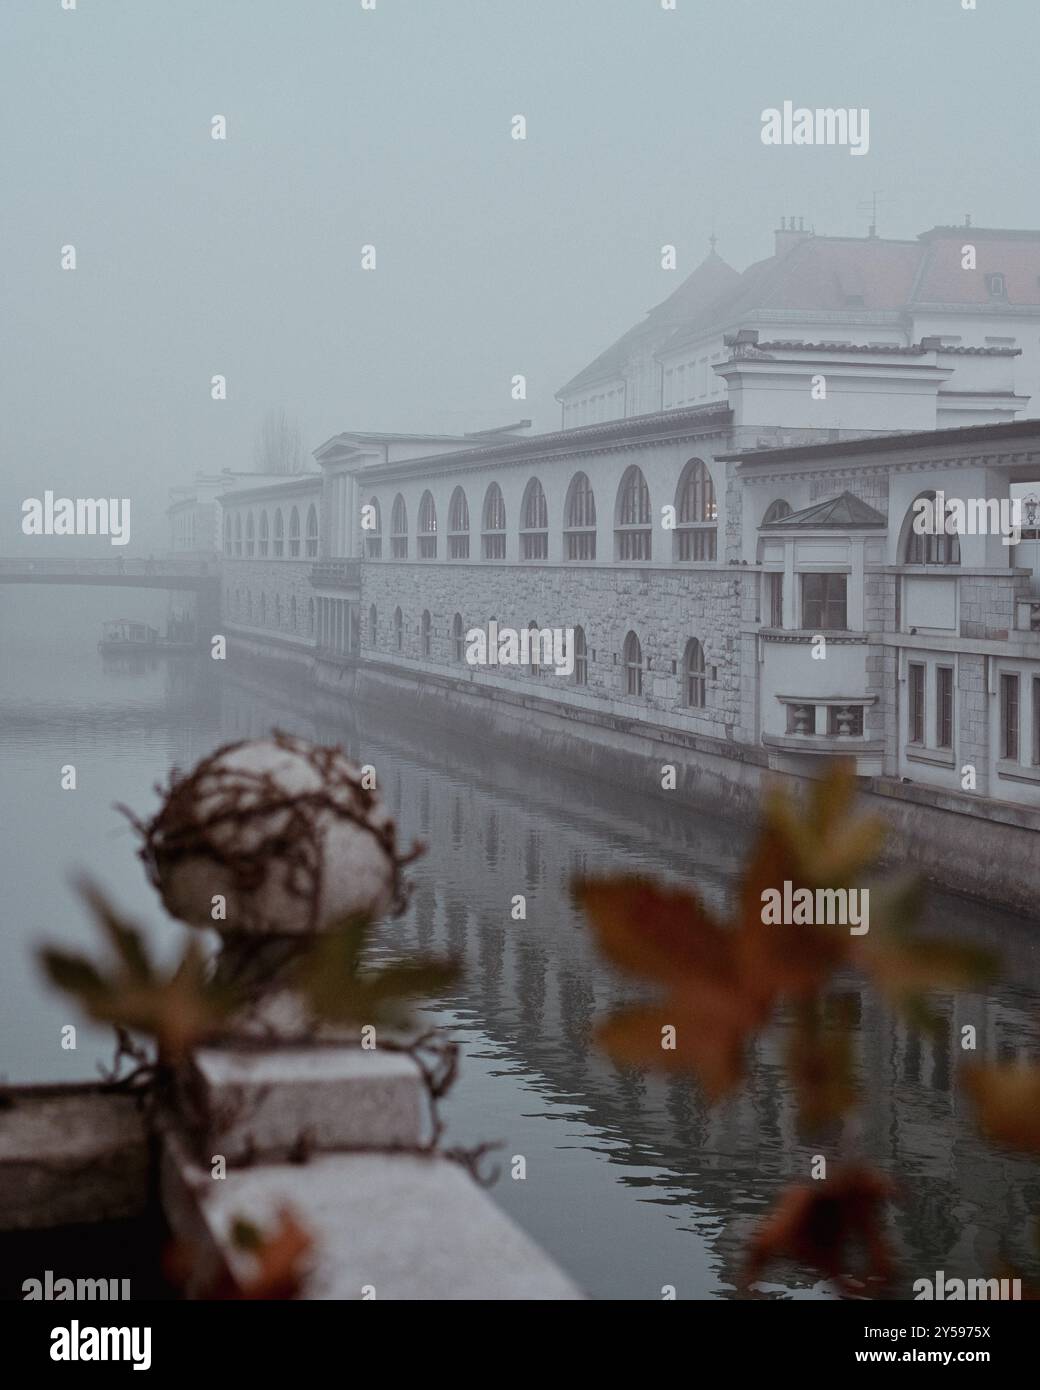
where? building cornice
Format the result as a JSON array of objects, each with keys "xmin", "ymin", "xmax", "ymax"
[{"xmin": 348, "ymin": 406, "xmax": 733, "ymax": 483}]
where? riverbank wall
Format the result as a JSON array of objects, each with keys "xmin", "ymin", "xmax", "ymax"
[{"xmin": 234, "ymin": 637, "xmax": 1040, "ymax": 917}]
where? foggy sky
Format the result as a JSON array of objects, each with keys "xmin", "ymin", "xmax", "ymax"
[{"xmin": 3, "ymin": 0, "xmax": 1038, "ymax": 552}]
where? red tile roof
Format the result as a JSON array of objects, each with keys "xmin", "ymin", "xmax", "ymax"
[{"xmin": 559, "ymin": 227, "xmax": 1040, "ymax": 398}]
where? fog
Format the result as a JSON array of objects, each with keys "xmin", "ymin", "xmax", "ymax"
[{"xmin": 3, "ymin": 0, "xmax": 1038, "ymax": 555}]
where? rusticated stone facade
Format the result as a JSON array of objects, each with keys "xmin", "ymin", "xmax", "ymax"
[
  {"xmin": 359, "ymin": 560, "xmax": 752, "ymax": 741},
  {"xmin": 221, "ymin": 558, "xmax": 317, "ymax": 645}
]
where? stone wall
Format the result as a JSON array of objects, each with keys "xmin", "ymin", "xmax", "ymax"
[
  {"xmin": 221, "ymin": 559, "xmax": 318, "ymax": 642},
  {"xmin": 359, "ymin": 560, "xmax": 750, "ymax": 739}
]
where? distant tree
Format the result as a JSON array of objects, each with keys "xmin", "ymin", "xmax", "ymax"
[{"xmin": 253, "ymin": 409, "xmax": 307, "ymax": 475}]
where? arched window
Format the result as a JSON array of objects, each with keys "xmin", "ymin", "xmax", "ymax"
[
  {"xmin": 305, "ymin": 504, "xmax": 318, "ymax": 558},
  {"xmin": 234, "ymin": 514, "xmax": 242, "ymax": 556},
  {"xmin": 418, "ymin": 491, "xmax": 437, "ymax": 559},
  {"xmin": 623, "ymin": 630, "xmax": 643, "ymax": 696},
  {"xmin": 259, "ymin": 593, "xmax": 266, "ymax": 625},
  {"xmin": 421, "ymin": 609, "xmax": 432, "ymax": 656},
  {"xmin": 448, "ymin": 488, "xmax": 470, "ymax": 560},
  {"xmin": 290, "ymin": 596, "xmax": 297, "ymax": 630},
  {"xmin": 245, "ymin": 513, "xmax": 255, "ymax": 558},
  {"xmin": 573, "ymin": 625, "xmax": 588, "ymax": 685},
  {"xmin": 683, "ymin": 638, "xmax": 706, "ymax": 708},
  {"xmin": 394, "ymin": 606, "xmax": 403, "ymax": 650},
  {"xmin": 615, "ymin": 467, "xmax": 652, "ymax": 561},
  {"xmin": 903, "ymin": 492, "xmax": 962, "ymax": 566},
  {"xmin": 223, "ymin": 515, "xmax": 232, "ymax": 557},
  {"xmin": 452, "ymin": 611, "xmax": 464, "ymax": 661},
  {"xmin": 564, "ymin": 472, "xmax": 596, "ymax": 560},
  {"xmin": 391, "ymin": 494, "xmax": 408, "ymax": 558},
  {"xmin": 482, "ymin": 483, "xmax": 506, "ymax": 559},
  {"xmin": 308, "ymin": 598, "xmax": 315, "ymax": 635},
  {"xmin": 675, "ymin": 459, "xmax": 717, "ymax": 561},
  {"xmin": 520, "ymin": 478, "xmax": 549, "ymax": 560},
  {"xmin": 288, "ymin": 507, "xmax": 301, "ymax": 558},
  {"xmin": 273, "ymin": 509, "xmax": 284, "ymax": 557},
  {"xmin": 368, "ymin": 604, "xmax": 377, "ymax": 645},
  {"xmin": 762, "ymin": 498, "xmax": 792, "ymax": 525},
  {"xmin": 365, "ymin": 497, "xmax": 382, "ymax": 559},
  {"xmin": 258, "ymin": 511, "xmax": 269, "ymax": 557}
]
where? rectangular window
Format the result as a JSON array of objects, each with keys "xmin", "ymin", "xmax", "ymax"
[
  {"xmin": 801, "ymin": 573, "xmax": 848, "ymax": 630},
  {"xmin": 520, "ymin": 533, "xmax": 548, "ymax": 560},
  {"xmin": 936, "ymin": 666, "xmax": 953, "ymax": 749},
  {"xmin": 391, "ymin": 536, "xmax": 408, "ymax": 559},
  {"xmin": 482, "ymin": 533, "xmax": 506, "ymax": 560},
  {"xmin": 1001, "ymin": 673, "xmax": 1020, "ymax": 761},
  {"xmin": 768, "ymin": 572, "xmax": 783, "ymax": 628},
  {"xmin": 677, "ymin": 528, "xmax": 717, "ymax": 561},
  {"xmin": 1034, "ymin": 678, "xmax": 1040, "ymax": 766},
  {"xmin": 565, "ymin": 530, "xmax": 596, "ymax": 560},
  {"xmin": 908, "ymin": 663, "xmax": 925, "ymax": 744},
  {"xmin": 448, "ymin": 535, "xmax": 469, "ymax": 560}
]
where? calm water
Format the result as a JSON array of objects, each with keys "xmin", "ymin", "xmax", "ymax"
[{"xmin": 2, "ymin": 589, "xmax": 1039, "ymax": 1299}]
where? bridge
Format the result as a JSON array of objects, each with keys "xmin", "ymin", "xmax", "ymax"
[{"xmin": 0, "ymin": 556, "xmax": 220, "ymax": 592}]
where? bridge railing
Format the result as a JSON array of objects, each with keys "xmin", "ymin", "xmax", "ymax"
[
  {"xmin": 0, "ymin": 557, "xmax": 218, "ymax": 578},
  {"xmin": 310, "ymin": 559, "xmax": 362, "ymax": 589}
]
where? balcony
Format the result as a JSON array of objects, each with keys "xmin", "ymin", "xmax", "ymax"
[
  {"xmin": 310, "ymin": 560, "xmax": 362, "ymax": 590},
  {"xmin": 762, "ymin": 695, "xmax": 884, "ymax": 769}
]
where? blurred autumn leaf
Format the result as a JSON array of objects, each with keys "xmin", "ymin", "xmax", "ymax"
[
  {"xmin": 745, "ymin": 1165, "xmax": 896, "ymax": 1292},
  {"xmin": 229, "ymin": 1206, "xmax": 314, "ymax": 1300},
  {"xmin": 39, "ymin": 879, "xmax": 240, "ymax": 1063},
  {"xmin": 40, "ymin": 890, "xmax": 460, "ymax": 1059},
  {"xmin": 963, "ymin": 1063, "xmax": 1040, "ymax": 1154},
  {"xmin": 785, "ymin": 997, "xmax": 859, "ymax": 1131},
  {"xmin": 576, "ymin": 761, "xmax": 995, "ymax": 1119},
  {"xmin": 293, "ymin": 912, "xmax": 460, "ymax": 1028},
  {"xmin": 166, "ymin": 1206, "xmax": 314, "ymax": 1300}
]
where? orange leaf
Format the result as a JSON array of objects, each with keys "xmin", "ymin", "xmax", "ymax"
[
  {"xmin": 963, "ymin": 1063, "xmax": 1040, "ymax": 1154},
  {"xmin": 234, "ymin": 1207, "xmax": 314, "ymax": 1300},
  {"xmin": 575, "ymin": 878, "xmax": 736, "ymax": 988},
  {"xmin": 745, "ymin": 1165, "xmax": 895, "ymax": 1292},
  {"xmin": 595, "ymin": 989, "xmax": 756, "ymax": 1101}
]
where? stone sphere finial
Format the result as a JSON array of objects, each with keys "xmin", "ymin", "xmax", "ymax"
[{"xmin": 132, "ymin": 732, "xmax": 412, "ymax": 936}]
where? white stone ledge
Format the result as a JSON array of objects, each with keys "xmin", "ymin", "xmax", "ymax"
[{"xmin": 161, "ymin": 1136, "xmax": 583, "ymax": 1300}]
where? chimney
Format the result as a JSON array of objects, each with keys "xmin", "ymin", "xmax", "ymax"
[{"xmin": 774, "ymin": 216, "xmax": 812, "ymax": 257}]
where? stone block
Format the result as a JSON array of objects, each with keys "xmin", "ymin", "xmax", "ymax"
[
  {"xmin": 0, "ymin": 1087, "xmax": 149, "ymax": 1230},
  {"xmin": 182, "ymin": 1046, "xmax": 428, "ymax": 1164}
]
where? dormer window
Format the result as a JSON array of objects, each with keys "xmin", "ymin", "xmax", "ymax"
[{"xmin": 986, "ymin": 272, "xmax": 1007, "ymax": 299}]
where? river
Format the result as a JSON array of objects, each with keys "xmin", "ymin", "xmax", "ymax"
[{"xmin": 2, "ymin": 588, "xmax": 1039, "ymax": 1299}]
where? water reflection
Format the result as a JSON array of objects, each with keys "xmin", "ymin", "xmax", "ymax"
[{"xmin": 2, "ymin": 634, "xmax": 1039, "ymax": 1300}]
